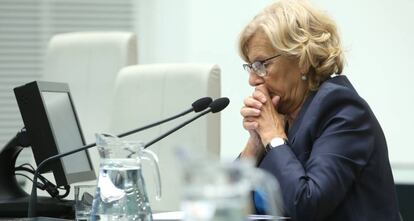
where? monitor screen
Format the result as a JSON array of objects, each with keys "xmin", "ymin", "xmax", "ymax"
[
  {"xmin": 14, "ymin": 81, "xmax": 96, "ymax": 186},
  {"xmin": 41, "ymin": 92, "xmax": 91, "ymax": 175}
]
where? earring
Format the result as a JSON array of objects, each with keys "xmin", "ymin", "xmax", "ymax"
[{"xmin": 301, "ymin": 74, "xmax": 307, "ymax": 81}]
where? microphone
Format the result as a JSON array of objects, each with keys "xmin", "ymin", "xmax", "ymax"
[
  {"xmin": 192, "ymin": 97, "xmax": 213, "ymax": 112},
  {"xmin": 144, "ymin": 97, "xmax": 230, "ymax": 148},
  {"xmin": 28, "ymin": 96, "xmax": 213, "ymax": 217},
  {"xmin": 209, "ymin": 97, "xmax": 230, "ymax": 113},
  {"xmin": 117, "ymin": 97, "xmax": 212, "ymax": 137}
]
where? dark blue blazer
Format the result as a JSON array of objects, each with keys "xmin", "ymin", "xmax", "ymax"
[{"xmin": 259, "ymin": 76, "xmax": 400, "ymax": 221}]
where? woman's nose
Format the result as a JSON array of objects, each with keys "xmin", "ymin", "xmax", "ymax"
[{"xmin": 248, "ymin": 72, "xmax": 264, "ymax": 86}]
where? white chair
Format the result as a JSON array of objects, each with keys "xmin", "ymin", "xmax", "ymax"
[
  {"xmin": 108, "ymin": 63, "xmax": 221, "ymax": 211},
  {"xmin": 43, "ymin": 32, "xmax": 138, "ymax": 143}
]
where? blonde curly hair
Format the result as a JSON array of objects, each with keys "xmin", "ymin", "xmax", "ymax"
[{"xmin": 239, "ymin": 0, "xmax": 344, "ymax": 90}]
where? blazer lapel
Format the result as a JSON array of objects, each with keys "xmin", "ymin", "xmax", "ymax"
[
  {"xmin": 287, "ymin": 91, "xmax": 316, "ymax": 145},
  {"xmin": 287, "ymin": 75, "xmax": 352, "ymax": 145}
]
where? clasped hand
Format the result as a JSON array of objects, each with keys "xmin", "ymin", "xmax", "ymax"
[{"xmin": 240, "ymin": 85, "xmax": 287, "ymax": 158}]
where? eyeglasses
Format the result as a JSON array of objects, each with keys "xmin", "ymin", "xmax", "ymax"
[{"xmin": 242, "ymin": 54, "xmax": 282, "ymax": 77}]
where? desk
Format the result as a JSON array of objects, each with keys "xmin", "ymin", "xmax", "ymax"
[
  {"xmin": 0, "ymin": 218, "xmax": 70, "ymax": 221},
  {"xmin": 0, "ymin": 212, "xmax": 290, "ymax": 220},
  {"xmin": 153, "ymin": 211, "xmax": 290, "ymax": 220}
]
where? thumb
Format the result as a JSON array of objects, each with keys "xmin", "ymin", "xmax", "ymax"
[
  {"xmin": 272, "ymin": 95, "xmax": 281, "ymax": 108},
  {"xmin": 255, "ymin": 84, "xmax": 270, "ymax": 97}
]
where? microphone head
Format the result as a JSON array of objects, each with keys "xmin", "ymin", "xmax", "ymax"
[
  {"xmin": 210, "ymin": 97, "xmax": 230, "ymax": 113},
  {"xmin": 192, "ymin": 97, "xmax": 213, "ymax": 112}
]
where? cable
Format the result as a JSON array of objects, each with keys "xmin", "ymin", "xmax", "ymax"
[
  {"xmin": 14, "ymin": 163, "xmax": 62, "ymax": 199},
  {"xmin": 14, "ymin": 172, "xmax": 47, "ymax": 191},
  {"xmin": 15, "ymin": 164, "xmax": 51, "ymax": 185},
  {"xmin": 15, "ymin": 165, "xmax": 49, "ymax": 186},
  {"xmin": 55, "ymin": 185, "xmax": 70, "ymax": 199},
  {"xmin": 15, "ymin": 173, "xmax": 34, "ymax": 182},
  {"xmin": 15, "ymin": 163, "xmax": 71, "ymax": 199},
  {"xmin": 18, "ymin": 163, "xmax": 35, "ymax": 170}
]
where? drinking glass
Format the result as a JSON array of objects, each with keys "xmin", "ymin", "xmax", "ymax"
[{"xmin": 74, "ymin": 184, "xmax": 96, "ymax": 221}]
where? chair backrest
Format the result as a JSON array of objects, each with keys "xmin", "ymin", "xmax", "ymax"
[
  {"xmin": 109, "ymin": 63, "xmax": 221, "ymax": 211},
  {"xmin": 43, "ymin": 32, "xmax": 137, "ymax": 143}
]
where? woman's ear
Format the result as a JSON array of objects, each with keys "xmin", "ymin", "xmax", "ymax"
[{"xmin": 299, "ymin": 63, "xmax": 309, "ymax": 76}]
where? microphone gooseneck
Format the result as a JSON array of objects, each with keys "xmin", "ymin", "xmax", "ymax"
[
  {"xmin": 28, "ymin": 142, "xmax": 95, "ymax": 217},
  {"xmin": 117, "ymin": 97, "xmax": 212, "ymax": 138},
  {"xmin": 144, "ymin": 97, "xmax": 230, "ymax": 149},
  {"xmin": 27, "ymin": 96, "xmax": 219, "ymax": 217}
]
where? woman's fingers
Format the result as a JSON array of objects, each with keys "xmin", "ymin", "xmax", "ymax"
[
  {"xmin": 252, "ymin": 89, "xmax": 267, "ymax": 103},
  {"xmin": 244, "ymin": 96, "xmax": 263, "ymax": 109},
  {"xmin": 240, "ymin": 106, "xmax": 260, "ymax": 130},
  {"xmin": 240, "ymin": 106, "xmax": 261, "ymax": 117},
  {"xmin": 243, "ymin": 118, "xmax": 258, "ymax": 130}
]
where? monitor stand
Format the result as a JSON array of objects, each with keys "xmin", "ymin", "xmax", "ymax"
[{"xmin": 0, "ymin": 131, "xmax": 74, "ymax": 218}]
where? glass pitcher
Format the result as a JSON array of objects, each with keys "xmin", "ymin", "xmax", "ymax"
[
  {"xmin": 90, "ymin": 133, "xmax": 161, "ymax": 221},
  {"xmin": 180, "ymin": 156, "xmax": 285, "ymax": 221}
]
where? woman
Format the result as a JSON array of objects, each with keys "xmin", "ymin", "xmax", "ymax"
[{"xmin": 238, "ymin": 0, "xmax": 400, "ymax": 220}]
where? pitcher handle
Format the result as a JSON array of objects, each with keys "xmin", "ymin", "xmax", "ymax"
[
  {"xmin": 249, "ymin": 168, "xmax": 285, "ymax": 217},
  {"xmin": 141, "ymin": 149, "xmax": 162, "ymax": 200}
]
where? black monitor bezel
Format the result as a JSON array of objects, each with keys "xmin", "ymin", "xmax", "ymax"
[{"xmin": 14, "ymin": 81, "xmax": 96, "ymax": 186}]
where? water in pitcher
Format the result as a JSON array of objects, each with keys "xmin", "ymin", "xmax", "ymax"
[
  {"xmin": 91, "ymin": 159, "xmax": 153, "ymax": 221},
  {"xmin": 90, "ymin": 134, "xmax": 162, "ymax": 221}
]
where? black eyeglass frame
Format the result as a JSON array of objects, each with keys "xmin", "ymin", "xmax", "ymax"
[{"xmin": 243, "ymin": 54, "xmax": 282, "ymax": 77}]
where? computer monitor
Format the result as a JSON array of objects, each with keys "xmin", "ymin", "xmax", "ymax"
[
  {"xmin": 0, "ymin": 81, "xmax": 96, "ymax": 218},
  {"xmin": 14, "ymin": 81, "xmax": 96, "ymax": 186}
]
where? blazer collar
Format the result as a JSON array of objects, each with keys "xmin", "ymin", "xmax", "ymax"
[
  {"xmin": 286, "ymin": 75, "xmax": 353, "ymax": 144},
  {"xmin": 287, "ymin": 90, "xmax": 316, "ymax": 144}
]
